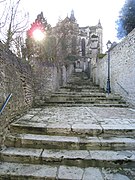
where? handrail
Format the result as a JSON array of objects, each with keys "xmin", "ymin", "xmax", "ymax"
[
  {"xmin": 0, "ymin": 93, "xmax": 12, "ymax": 115},
  {"xmin": 116, "ymin": 82, "xmax": 129, "ymax": 95}
]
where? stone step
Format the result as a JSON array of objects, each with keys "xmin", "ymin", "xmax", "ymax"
[
  {"xmin": 9, "ymin": 122, "xmax": 135, "ymax": 137},
  {"xmin": 1, "ymin": 148, "xmax": 135, "ymax": 168},
  {"xmin": 40, "ymin": 103, "xmax": 128, "ymax": 108},
  {"xmin": 56, "ymin": 91, "xmax": 119, "ymax": 95},
  {"xmin": 0, "ymin": 162, "xmax": 134, "ymax": 180},
  {"xmin": 46, "ymin": 93, "xmax": 125, "ymax": 102},
  {"xmin": 48, "ymin": 96, "xmax": 124, "ymax": 103},
  {"xmin": 61, "ymin": 83, "xmax": 101, "ymax": 87},
  {"xmin": 50, "ymin": 94, "xmax": 122, "ymax": 99},
  {"xmin": 53, "ymin": 92, "xmax": 107, "ymax": 96},
  {"xmin": 66, "ymin": 82, "xmax": 99, "ymax": 86},
  {"xmin": 55, "ymin": 72, "xmax": 128, "ymax": 108},
  {"xmin": 46, "ymin": 101, "xmax": 126, "ymax": 106},
  {"xmin": 59, "ymin": 88, "xmax": 104, "ymax": 93},
  {"xmin": 58, "ymin": 90, "xmax": 103, "ymax": 94},
  {"xmin": 44, "ymin": 100, "xmax": 126, "ymax": 106},
  {"xmin": 60, "ymin": 86, "xmax": 102, "ymax": 90},
  {"xmin": 5, "ymin": 133, "xmax": 135, "ymax": 150}
]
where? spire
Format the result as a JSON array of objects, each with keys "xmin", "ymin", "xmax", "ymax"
[
  {"xmin": 70, "ymin": 10, "xmax": 76, "ymax": 22},
  {"xmin": 97, "ymin": 19, "xmax": 102, "ymax": 28}
]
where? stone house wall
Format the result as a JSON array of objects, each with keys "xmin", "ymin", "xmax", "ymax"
[{"xmin": 93, "ymin": 29, "xmax": 135, "ymax": 106}]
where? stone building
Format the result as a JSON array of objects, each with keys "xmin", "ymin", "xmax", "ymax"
[
  {"xmin": 53, "ymin": 10, "xmax": 79, "ymax": 63},
  {"xmin": 54, "ymin": 10, "xmax": 103, "ymax": 71},
  {"xmin": 27, "ymin": 11, "xmax": 103, "ymax": 73},
  {"xmin": 78, "ymin": 19, "xmax": 103, "ymax": 64}
]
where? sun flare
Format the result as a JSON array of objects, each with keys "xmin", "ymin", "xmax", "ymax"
[{"xmin": 32, "ymin": 29, "xmax": 45, "ymax": 41}]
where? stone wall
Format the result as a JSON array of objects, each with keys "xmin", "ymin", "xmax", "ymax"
[
  {"xmin": 93, "ymin": 29, "xmax": 135, "ymax": 106},
  {"xmin": 32, "ymin": 60, "xmax": 74, "ymax": 106},
  {"xmin": 0, "ymin": 42, "xmax": 74, "ymax": 147},
  {"xmin": 0, "ymin": 45, "xmax": 34, "ymax": 147}
]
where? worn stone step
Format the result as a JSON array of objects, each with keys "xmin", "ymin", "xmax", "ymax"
[
  {"xmin": 0, "ymin": 162, "xmax": 57, "ymax": 180},
  {"xmin": 9, "ymin": 118, "xmax": 135, "ymax": 137},
  {"xmin": 61, "ymin": 84, "xmax": 101, "ymax": 88},
  {"xmin": 45, "ymin": 94, "xmax": 125, "ymax": 102},
  {"xmin": 1, "ymin": 148, "xmax": 135, "ymax": 168},
  {"xmin": 48, "ymin": 97, "xmax": 124, "ymax": 104},
  {"xmin": 40, "ymin": 103, "xmax": 128, "ymax": 108},
  {"xmin": 43, "ymin": 100, "xmax": 127, "ymax": 106},
  {"xmin": 53, "ymin": 92, "xmax": 121, "ymax": 97},
  {"xmin": 50, "ymin": 95, "xmax": 123, "ymax": 101},
  {"xmin": 0, "ymin": 162, "xmax": 134, "ymax": 180},
  {"xmin": 43, "ymin": 93, "xmax": 126, "ymax": 105},
  {"xmin": 53, "ymin": 92, "xmax": 106, "ymax": 96},
  {"xmin": 59, "ymin": 88, "xmax": 104, "ymax": 93},
  {"xmin": 46, "ymin": 101, "xmax": 126, "ymax": 105},
  {"xmin": 60, "ymin": 86, "xmax": 102, "ymax": 91},
  {"xmin": 5, "ymin": 133, "xmax": 135, "ymax": 150},
  {"xmin": 51, "ymin": 92, "xmax": 107, "ymax": 97},
  {"xmin": 66, "ymin": 83, "xmax": 100, "ymax": 87}
]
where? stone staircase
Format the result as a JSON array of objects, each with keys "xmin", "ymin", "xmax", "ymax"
[
  {"xmin": 0, "ymin": 72, "xmax": 135, "ymax": 179},
  {"xmin": 41, "ymin": 72, "xmax": 128, "ymax": 107}
]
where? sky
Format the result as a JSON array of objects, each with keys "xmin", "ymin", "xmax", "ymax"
[
  {"xmin": 20, "ymin": 0, "xmax": 125, "ymax": 52},
  {"xmin": 1, "ymin": 0, "xmax": 125, "ymax": 52}
]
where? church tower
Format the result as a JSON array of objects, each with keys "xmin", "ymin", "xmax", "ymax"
[
  {"xmin": 97, "ymin": 19, "xmax": 103, "ymax": 53},
  {"xmin": 70, "ymin": 10, "xmax": 76, "ymax": 22}
]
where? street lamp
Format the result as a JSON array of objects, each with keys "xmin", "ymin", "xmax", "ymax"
[{"xmin": 106, "ymin": 40, "xmax": 112, "ymax": 94}]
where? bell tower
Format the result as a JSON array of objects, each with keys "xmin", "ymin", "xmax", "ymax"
[
  {"xmin": 70, "ymin": 10, "xmax": 76, "ymax": 22},
  {"xmin": 97, "ymin": 19, "xmax": 103, "ymax": 53}
]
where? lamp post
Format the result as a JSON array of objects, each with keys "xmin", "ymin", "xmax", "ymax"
[
  {"xmin": 106, "ymin": 40, "xmax": 112, "ymax": 94},
  {"xmin": 87, "ymin": 58, "xmax": 91, "ymax": 79}
]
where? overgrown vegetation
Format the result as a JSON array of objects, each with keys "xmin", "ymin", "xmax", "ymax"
[{"xmin": 116, "ymin": 0, "xmax": 135, "ymax": 39}]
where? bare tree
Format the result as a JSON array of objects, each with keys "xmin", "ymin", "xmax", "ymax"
[
  {"xmin": 26, "ymin": 13, "xmax": 79, "ymax": 64},
  {"xmin": 54, "ymin": 17, "xmax": 79, "ymax": 63},
  {"xmin": 0, "ymin": 0, "xmax": 6, "ymax": 2},
  {"xmin": 0, "ymin": 0, "xmax": 8, "ymax": 28},
  {"xmin": 0, "ymin": 0, "xmax": 29, "ymax": 51}
]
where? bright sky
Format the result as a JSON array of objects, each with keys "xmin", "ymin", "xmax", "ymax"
[
  {"xmin": 1, "ymin": 0, "xmax": 125, "ymax": 52},
  {"xmin": 21, "ymin": 0, "xmax": 125, "ymax": 52}
]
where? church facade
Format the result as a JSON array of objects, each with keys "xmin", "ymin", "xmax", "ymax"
[{"xmin": 55, "ymin": 10, "xmax": 103, "ymax": 71}]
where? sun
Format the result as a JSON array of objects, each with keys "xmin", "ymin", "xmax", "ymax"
[{"xmin": 32, "ymin": 29, "xmax": 45, "ymax": 41}]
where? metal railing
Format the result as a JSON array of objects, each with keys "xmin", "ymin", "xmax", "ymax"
[
  {"xmin": 0, "ymin": 93, "xmax": 12, "ymax": 115},
  {"xmin": 116, "ymin": 82, "xmax": 129, "ymax": 95}
]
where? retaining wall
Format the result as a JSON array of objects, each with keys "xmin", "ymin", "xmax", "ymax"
[
  {"xmin": 0, "ymin": 45, "xmax": 33, "ymax": 147},
  {"xmin": 0, "ymin": 46, "xmax": 74, "ymax": 147},
  {"xmin": 93, "ymin": 29, "xmax": 135, "ymax": 106}
]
